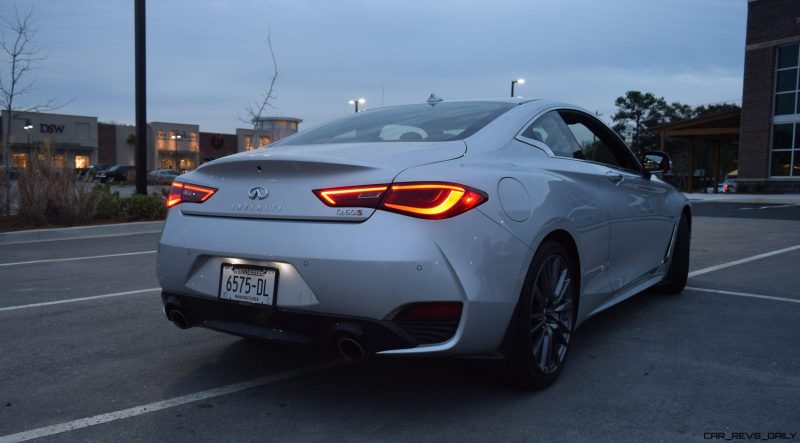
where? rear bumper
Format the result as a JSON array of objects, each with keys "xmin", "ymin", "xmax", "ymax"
[
  {"xmin": 157, "ymin": 209, "xmax": 533, "ymax": 355},
  {"xmin": 162, "ymin": 291, "xmax": 420, "ymax": 353}
]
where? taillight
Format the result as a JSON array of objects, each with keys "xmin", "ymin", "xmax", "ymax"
[
  {"xmin": 313, "ymin": 185, "xmax": 388, "ymax": 207},
  {"xmin": 166, "ymin": 182, "xmax": 217, "ymax": 208},
  {"xmin": 382, "ymin": 183, "xmax": 486, "ymax": 219},
  {"xmin": 312, "ymin": 182, "xmax": 487, "ymax": 219}
]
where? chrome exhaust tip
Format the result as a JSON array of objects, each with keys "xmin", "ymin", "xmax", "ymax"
[
  {"xmin": 336, "ymin": 336, "xmax": 365, "ymax": 361},
  {"xmin": 167, "ymin": 309, "xmax": 191, "ymax": 330}
]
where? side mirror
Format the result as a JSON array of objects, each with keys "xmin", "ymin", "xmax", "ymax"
[{"xmin": 642, "ymin": 151, "xmax": 672, "ymax": 175}]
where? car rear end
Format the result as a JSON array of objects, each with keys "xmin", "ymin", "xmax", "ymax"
[
  {"xmin": 156, "ymin": 101, "xmax": 531, "ymax": 358},
  {"xmin": 159, "ymin": 152, "xmax": 527, "ymax": 356}
]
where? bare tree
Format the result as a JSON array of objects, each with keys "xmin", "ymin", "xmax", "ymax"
[
  {"xmin": 238, "ymin": 27, "xmax": 278, "ymax": 150},
  {"xmin": 1, "ymin": 5, "xmax": 64, "ymax": 215}
]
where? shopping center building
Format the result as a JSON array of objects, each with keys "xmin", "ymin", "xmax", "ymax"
[
  {"xmin": 1, "ymin": 110, "xmax": 98, "ymax": 169},
  {"xmin": 2, "ymin": 111, "xmax": 301, "ymax": 172}
]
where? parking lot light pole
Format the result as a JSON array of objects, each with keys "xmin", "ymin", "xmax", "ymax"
[
  {"xmin": 511, "ymin": 78, "xmax": 525, "ymax": 97},
  {"xmin": 23, "ymin": 120, "xmax": 33, "ymax": 163},
  {"xmin": 134, "ymin": 0, "xmax": 147, "ymax": 195},
  {"xmin": 348, "ymin": 98, "xmax": 366, "ymax": 113},
  {"xmin": 170, "ymin": 133, "xmax": 182, "ymax": 171}
]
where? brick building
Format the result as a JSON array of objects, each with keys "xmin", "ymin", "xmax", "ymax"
[
  {"xmin": 740, "ymin": 0, "xmax": 800, "ymax": 191},
  {"xmin": 199, "ymin": 132, "xmax": 237, "ymax": 162}
]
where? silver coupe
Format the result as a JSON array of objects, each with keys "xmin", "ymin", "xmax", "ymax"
[{"xmin": 157, "ymin": 98, "xmax": 690, "ymax": 388}]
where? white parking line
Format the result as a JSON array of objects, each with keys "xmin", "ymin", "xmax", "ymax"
[
  {"xmin": 0, "ymin": 288, "xmax": 160, "ymax": 312},
  {"xmin": 0, "ymin": 230, "xmax": 163, "ymax": 246},
  {"xmin": 686, "ymin": 286, "xmax": 800, "ymax": 305},
  {"xmin": 739, "ymin": 204, "xmax": 800, "ymax": 210},
  {"xmin": 688, "ymin": 244, "xmax": 800, "ymax": 278},
  {"xmin": 0, "ymin": 359, "xmax": 346, "ymax": 443},
  {"xmin": 0, "ymin": 251, "xmax": 156, "ymax": 268}
]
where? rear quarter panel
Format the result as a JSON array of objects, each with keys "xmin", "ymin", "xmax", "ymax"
[{"xmin": 393, "ymin": 140, "xmax": 613, "ymax": 325}]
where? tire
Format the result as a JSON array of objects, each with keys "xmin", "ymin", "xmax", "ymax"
[
  {"xmin": 653, "ymin": 214, "xmax": 690, "ymax": 294},
  {"xmin": 505, "ymin": 240, "xmax": 577, "ymax": 389}
]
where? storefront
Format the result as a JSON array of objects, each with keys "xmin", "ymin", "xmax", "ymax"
[
  {"xmin": 149, "ymin": 122, "xmax": 200, "ymax": 172},
  {"xmin": 236, "ymin": 117, "xmax": 302, "ymax": 152},
  {"xmin": 1, "ymin": 111, "xmax": 98, "ymax": 169}
]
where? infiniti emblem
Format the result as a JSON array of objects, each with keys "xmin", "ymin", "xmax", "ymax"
[{"xmin": 248, "ymin": 186, "xmax": 269, "ymax": 200}]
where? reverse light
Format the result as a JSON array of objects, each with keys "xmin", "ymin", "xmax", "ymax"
[
  {"xmin": 166, "ymin": 182, "xmax": 217, "ymax": 208},
  {"xmin": 394, "ymin": 302, "xmax": 463, "ymax": 344},
  {"xmin": 396, "ymin": 302, "xmax": 463, "ymax": 321},
  {"xmin": 312, "ymin": 182, "xmax": 487, "ymax": 219}
]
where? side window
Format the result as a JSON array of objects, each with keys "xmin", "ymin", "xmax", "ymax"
[
  {"xmin": 559, "ymin": 111, "xmax": 640, "ymax": 171},
  {"xmin": 520, "ymin": 111, "xmax": 577, "ymax": 157}
]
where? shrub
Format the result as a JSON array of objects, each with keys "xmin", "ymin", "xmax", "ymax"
[
  {"xmin": 122, "ymin": 192, "xmax": 166, "ymax": 221},
  {"xmin": 3, "ymin": 159, "xmax": 166, "ymax": 228},
  {"xmin": 92, "ymin": 184, "xmax": 124, "ymax": 219},
  {"xmin": 0, "ymin": 169, "xmax": 12, "ymax": 216},
  {"xmin": 16, "ymin": 159, "xmax": 100, "ymax": 226}
]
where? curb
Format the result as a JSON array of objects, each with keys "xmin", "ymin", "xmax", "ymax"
[
  {"xmin": 0, "ymin": 220, "xmax": 164, "ymax": 245},
  {"xmin": 683, "ymin": 194, "xmax": 800, "ymax": 205}
]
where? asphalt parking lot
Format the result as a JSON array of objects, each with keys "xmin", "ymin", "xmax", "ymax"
[{"xmin": 0, "ymin": 202, "xmax": 798, "ymax": 442}]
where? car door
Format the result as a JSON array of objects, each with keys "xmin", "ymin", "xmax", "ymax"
[
  {"xmin": 514, "ymin": 110, "xmax": 613, "ymax": 309},
  {"xmin": 558, "ymin": 110, "xmax": 674, "ymax": 292}
]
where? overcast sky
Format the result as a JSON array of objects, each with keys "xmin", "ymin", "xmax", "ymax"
[{"xmin": 2, "ymin": 0, "xmax": 746, "ymax": 132}]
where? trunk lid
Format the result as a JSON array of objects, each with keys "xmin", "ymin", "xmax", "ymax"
[{"xmin": 176, "ymin": 141, "xmax": 465, "ymax": 221}]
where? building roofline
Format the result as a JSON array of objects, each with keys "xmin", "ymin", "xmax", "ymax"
[
  {"xmin": 650, "ymin": 109, "xmax": 741, "ymax": 132},
  {"xmin": 252, "ymin": 116, "xmax": 303, "ymax": 123}
]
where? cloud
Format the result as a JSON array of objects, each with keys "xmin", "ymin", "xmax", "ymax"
[{"xmin": 9, "ymin": 0, "xmax": 746, "ymax": 132}]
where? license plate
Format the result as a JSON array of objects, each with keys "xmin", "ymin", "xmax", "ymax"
[{"xmin": 219, "ymin": 264, "xmax": 277, "ymax": 305}]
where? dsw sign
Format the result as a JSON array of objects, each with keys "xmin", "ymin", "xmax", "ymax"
[{"xmin": 40, "ymin": 124, "xmax": 65, "ymax": 134}]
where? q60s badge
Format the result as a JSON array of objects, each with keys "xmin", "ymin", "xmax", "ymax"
[{"xmin": 336, "ymin": 209, "xmax": 363, "ymax": 216}]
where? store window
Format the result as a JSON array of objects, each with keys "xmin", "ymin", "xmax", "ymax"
[
  {"xmin": 188, "ymin": 132, "xmax": 199, "ymax": 152},
  {"xmin": 178, "ymin": 157, "xmax": 195, "ymax": 171},
  {"xmin": 258, "ymin": 136, "xmax": 271, "ymax": 147},
  {"xmin": 161, "ymin": 157, "xmax": 175, "ymax": 170},
  {"xmin": 770, "ymin": 123, "xmax": 800, "ymax": 176},
  {"xmin": 74, "ymin": 155, "xmax": 90, "ymax": 169},
  {"xmin": 12, "ymin": 153, "xmax": 29, "ymax": 169},
  {"xmin": 52, "ymin": 154, "xmax": 66, "ymax": 169},
  {"xmin": 244, "ymin": 135, "xmax": 253, "ymax": 150},
  {"xmin": 156, "ymin": 130, "xmax": 168, "ymax": 151},
  {"xmin": 772, "ymin": 44, "xmax": 800, "ymax": 177},
  {"xmin": 775, "ymin": 44, "xmax": 799, "ymax": 116}
]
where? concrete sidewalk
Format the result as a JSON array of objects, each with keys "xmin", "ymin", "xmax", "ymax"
[
  {"xmin": 0, "ymin": 220, "xmax": 164, "ymax": 245},
  {"xmin": 683, "ymin": 192, "xmax": 800, "ymax": 205}
]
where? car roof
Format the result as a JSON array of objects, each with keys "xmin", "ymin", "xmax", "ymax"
[{"xmin": 363, "ymin": 97, "xmax": 540, "ymax": 113}]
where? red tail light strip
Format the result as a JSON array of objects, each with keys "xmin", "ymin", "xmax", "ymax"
[
  {"xmin": 314, "ymin": 185, "xmax": 388, "ymax": 206},
  {"xmin": 313, "ymin": 182, "xmax": 487, "ymax": 219},
  {"xmin": 166, "ymin": 182, "xmax": 217, "ymax": 208}
]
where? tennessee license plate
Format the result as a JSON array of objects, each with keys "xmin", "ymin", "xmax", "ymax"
[{"xmin": 219, "ymin": 264, "xmax": 277, "ymax": 305}]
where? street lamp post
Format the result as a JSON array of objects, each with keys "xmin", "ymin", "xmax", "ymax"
[
  {"xmin": 170, "ymin": 132, "xmax": 182, "ymax": 170},
  {"xmin": 510, "ymin": 78, "xmax": 525, "ymax": 97},
  {"xmin": 23, "ymin": 120, "xmax": 33, "ymax": 166},
  {"xmin": 348, "ymin": 98, "xmax": 366, "ymax": 113}
]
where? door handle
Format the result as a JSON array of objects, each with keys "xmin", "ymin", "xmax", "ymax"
[{"xmin": 606, "ymin": 172, "xmax": 624, "ymax": 184}]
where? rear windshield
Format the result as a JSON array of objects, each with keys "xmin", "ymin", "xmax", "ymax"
[{"xmin": 279, "ymin": 101, "xmax": 516, "ymax": 146}]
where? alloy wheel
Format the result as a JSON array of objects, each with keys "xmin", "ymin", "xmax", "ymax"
[{"xmin": 530, "ymin": 254, "xmax": 574, "ymax": 375}]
